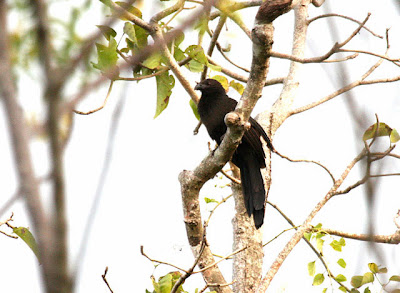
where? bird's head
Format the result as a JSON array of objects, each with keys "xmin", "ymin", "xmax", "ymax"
[{"xmin": 194, "ymin": 79, "xmax": 226, "ymax": 95}]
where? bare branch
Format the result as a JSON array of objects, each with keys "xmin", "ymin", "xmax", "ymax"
[
  {"xmin": 324, "ymin": 229, "xmax": 400, "ymax": 244},
  {"xmin": 257, "ymin": 148, "xmax": 367, "ymax": 291},
  {"xmin": 195, "ymin": 245, "xmax": 247, "ymax": 273},
  {"xmin": 290, "ymin": 48, "xmax": 387, "ymax": 115},
  {"xmin": 107, "ymin": 1, "xmax": 153, "ymax": 31},
  {"xmin": 308, "ymin": 13, "xmax": 383, "ymax": 38},
  {"xmin": 201, "ymin": 14, "xmax": 228, "ymax": 80},
  {"xmin": 171, "ymin": 230, "xmax": 208, "ymax": 293},
  {"xmin": 275, "ymin": 150, "xmax": 336, "ymax": 183},
  {"xmin": 266, "ymin": 202, "xmax": 351, "ymax": 291},
  {"xmin": 101, "ymin": 267, "xmax": 114, "ymax": 293},
  {"xmin": 150, "ymin": 0, "xmax": 185, "ymax": 24},
  {"xmin": 206, "ymin": 55, "xmax": 284, "ymax": 85},
  {"xmin": 338, "ymin": 48, "xmax": 400, "ymax": 66},
  {"xmin": 140, "ymin": 246, "xmax": 189, "ymax": 273},
  {"xmin": 268, "ymin": 13, "xmax": 372, "ymax": 64},
  {"xmin": 74, "ymin": 81, "xmax": 114, "ymax": 115}
]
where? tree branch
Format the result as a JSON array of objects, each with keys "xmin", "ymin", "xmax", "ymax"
[
  {"xmin": 290, "ymin": 48, "xmax": 388, "ymax": 115},
  {"xmin": 257, "ymin": 148, "xmax": 367, "ymax": 291},
  {"xmin": 324, "ymin": 229, "xmax": 400, "ymax": 244}
]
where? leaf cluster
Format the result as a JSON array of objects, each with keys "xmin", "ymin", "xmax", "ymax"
[{"xmin": 305, "ymin": 224, "xmax": 400, "ymax": 292}]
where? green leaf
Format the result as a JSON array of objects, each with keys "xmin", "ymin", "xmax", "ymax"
[
  {"xmin": 154, "ymin": 71, "xmax": 175, "ymax": 118},
  {"xmin": 314, "ymin": 223, "xmax": 323, "ymax": 230},
  {"xmin": 208, "ymin": 63, "xmax": 222, "ymax": 72},
  {"xmin": 123, "ymin": 22, "xmax": 137, "ymax": 43},
  {"xmin": 364, "ymin": 287, "xmax": 371, "ymax": 293},
  {"xmin": 96, "ymin": 25, "xmax": 117, "ymax": 41},
  {"xmin": 308, "ymin": 261, "xmax": 316, "ymax": 276},
  {"xmin": 304, "ymin": 232, "xmax": 312, "ymax": 241},
  {"xmin": 338, "ymin": 286, "xmax": 347, "ymax": 292},
  {"xmin": 185, "ymin": 45, "xmax": 207, "ymax": 64},
  {"xmin": 174, "ymin": 47, "xmax": 186, "ymax": 62},
  {"xmin": 337, "ymin": 258, "xmax": 346, "ymax": 268},
  {"xmin": 330, "ymin": 239, "xmax": 344, "ymax": 252},
  {"xmin": 362, "ymin": 272, "xmax": 374, "ymax": 285},
  {"xmin": 189, "ymin": 99, "xmax": 200, "ymax": 120},
  {"xmin": 362, "ymin": 122, "xmax": 399, "ymax": 143},
  {"xmin": 99, "ymin": 0, "xmax": 113, "ymax": 7},
  {"xmin": 322, "ymin": 288, "xmax": 327, "ymax": 293},
  {"xmin": 204, "ymin": 197, "xmax": 219, "ymax": 204},
  {"xmin": 158, "ymin": 274, "xmax": 172, "ymax": 293},
  {"xmin": 390, "ymin": 128, "xmax": 400, "ymax": 143},
  {"xmin": 173, "ymin": 30, "xmax": 185, "ymax": 47},
  {"xmin": 186, "ymin": 59, "xmax": 204, "ymax": 72},
  {"xmin": 169, "ymin": 271, "xmax": 184, "ymax": 292},
  {"xmin": 350, "ymin": 289, "xmax": 360, "ymax": 293},
  {"xmin": 335, "ymin": 274, "xmax": 347, "ymax": 282},
  {"xmin": 368, "ymin": 263, "xmax": 378, "ymax": 273},
  {"xmin": 194, "ymin": 15, "xmax": 208, "ymax": 35},
  {"xmin": 142, "ymin": 52, "xmax": 162, "ymax": 69},
  {"xmin": 113, "ymin": 2, "xmax": 142, "ymax": 20},
  {"xmin": 351, "ymin": 276, "xmax": 363, "ymax": 288},
  {"xmin": 134, "ymin": 26, "xmax": 148, "ymax": 49},
  {"xmin": 91, "ymin": 37, "xmax": 119, "ymax": 78},
  {"xmin": 211, "ymin": 75, "xmax": 228, "ymax": 91},
  {"xmin": 312, "ymin": 273, "xmax": 324, "ymax": 286},
  {"xmin": 184, "ymin": 45, "xmax": 220, "ymax": 72},
  {"xmin": 316, "ymin": 237, "xmax": 324, "ymax": 252},
  {"xmin": 13, "ymin": 227, "xmax": 40, "ymax": 261},
  {"xmin": 378, "ymin": 266, "xmax": 387, "ymax": 273},
  {"xmin": 230, "ymin": 80, "xmax": 244, "ymax": 95},
  {"xmin": 389, "ymin": 275, "xmax": 400, "ymax": 282}
]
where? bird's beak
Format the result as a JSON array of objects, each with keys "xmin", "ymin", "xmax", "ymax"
[{"xmin": 194, "ymin": 82, "xmax": 202, "ymax": 90}]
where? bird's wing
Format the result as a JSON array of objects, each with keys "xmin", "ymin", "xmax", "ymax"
[{"xmin": 249, "ymin": 117, "xmax": 274, "ymax": 151}]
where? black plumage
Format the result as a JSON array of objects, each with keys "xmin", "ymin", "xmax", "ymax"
[{"xmin": 195, "ymin": 79, "xmax": 273, "ymax": 229}]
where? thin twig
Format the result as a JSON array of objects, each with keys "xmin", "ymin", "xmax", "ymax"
[
  {"xmin": 338, "ymin": 48, "xmax": 400, "ymax": 66},
  {"xmin": 199, "ymin": 281, "xmax": 235, "ymax": 293},
  {"xmin": 170, "ymin": 229, "xmax": 208, "ymax": 293},
  {"xmin": 101, "ymin": 267, "xmax": 114, "ymax": 293},
  {"xmin": 266, "ymin": 202, "xmax": 351, "ymax": 291},
  {"xmin": 215, "ymin": 42, "xmax": 250, "ymax": 72},
  {"xmin": 308, "ymin": 13, "xmax": 383, "ymax": 38},
  {"xmin": 204, "ymin": 194, "xmax": 233, "ymax": 229},
  {"xmin": 291, "ymin": 46, "xmax": 388, "ymax": 115},
  {"xmin": 269, "ymin": 13, "xmax": 372, "ymax": 64},
  {"xmin": 324, "ymin": 229, "xmax": 400, "ymax": 244},
  {"xmin": 140, "ymin": 246, "xmax": 189, "ymax": 273},
  {"xmin": 258, "ymin": 148, "xmax": 367, "ymax": 291},
  {"xmin": 74, "ymin": 81, "xmax": 114, "ymax": 115},
  {"xmin": 275, "ymin": 150, "xmax": 335, "ymax": 183},
  {"xmin": 206, "ymin": 55, "xmax": 284, "ymax": 86},
  {"xmin": 220, "ymin": 169, "xmax": 241, "ymax": 184},
  {"xmin": 201, "ymin": 14, "xmax": 227, "ymax": 80},
  {"xmin": 194, "ymin": 245, "xmax": 247, "ymax": 273}
]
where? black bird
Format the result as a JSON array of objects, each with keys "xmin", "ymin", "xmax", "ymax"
[{"xmin": 195, "ymin": 79, "xmax": 274, "ymax": 229}]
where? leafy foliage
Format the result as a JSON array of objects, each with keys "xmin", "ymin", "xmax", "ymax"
[
  {"xmin": 155, "ymin": 72, "xmax": 175, "ymax": 118},
  {"xmin": 305, "ymin": 224, "xmax": 399, "ymax": 292},
  {"xmin": 363, "ymin": 122, "xmax": 400, "ymax": 143},
  {"xmin": 91, "ymin": 36, "xmax": 120, "ymax": 79},
  {"xmin": 13, "ymin": 227, "xmax": 40, "ymax": 262},
  {"xmin": 148, "ymin": 272, "xmax": 186, "ymax": 293}
]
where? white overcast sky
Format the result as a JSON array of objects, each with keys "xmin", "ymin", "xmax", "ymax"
[{"xmin": 1, "ymin": 0, "xmax": 400, "ymax": 292}]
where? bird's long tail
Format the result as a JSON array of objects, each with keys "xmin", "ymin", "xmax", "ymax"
[{"xmin": 240, "ymin": 157, "xmax": 266, "ymax": 229}]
